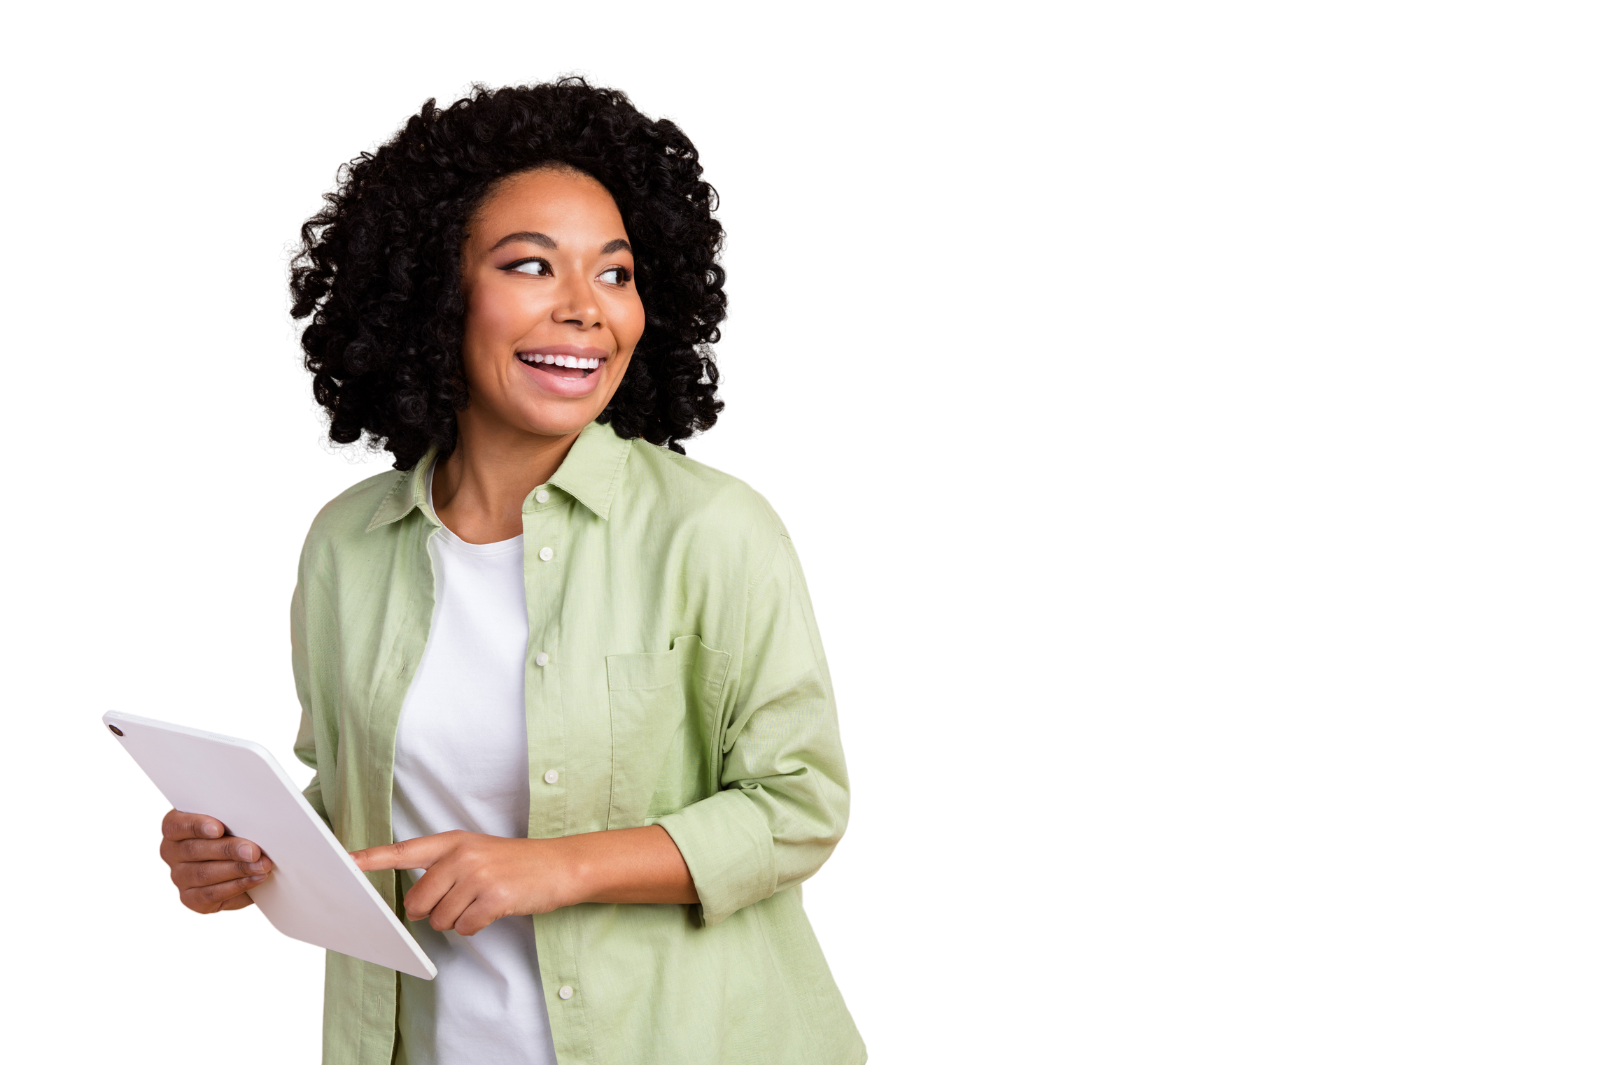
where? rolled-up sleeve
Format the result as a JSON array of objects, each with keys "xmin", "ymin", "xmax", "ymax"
[{"xmin": 657, "ymin": 532, "xmax": 850, "ymax": 926}]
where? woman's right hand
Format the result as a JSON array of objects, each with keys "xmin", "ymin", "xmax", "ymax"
[{"xmin": 159, "ymin": 809, "xmax": 274, "ymax": 913}]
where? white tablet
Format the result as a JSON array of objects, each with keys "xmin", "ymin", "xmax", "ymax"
[{"xmin": 104, "ymin": 710, "xmax": 436, "ymax": 980}]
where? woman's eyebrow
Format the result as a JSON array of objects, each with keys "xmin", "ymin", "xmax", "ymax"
[
  {"xmin": 491, "ymin": 231, "xmax": 558, "ymax": 251},
  {"xmin": 488, "ymin": 233, "xmax": 632, "ymax": 255}
]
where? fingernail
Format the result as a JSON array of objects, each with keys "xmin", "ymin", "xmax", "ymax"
[
  {"xmin": 203, "ymin": 824, "xmax": 221, "ymax": 837},
  {"xmin": 248, "ymin": 861, "xmax": 266, "ymax": 873},
  {"xmin": 238, "ymin": 844, "xmax": 256, "ymax": 861},
  {"xmin": 248, "ymin": 875, "xmax": 266, "ymax": 882}
]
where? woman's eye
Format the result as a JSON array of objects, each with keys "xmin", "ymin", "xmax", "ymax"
[
  {"xmin": 509, "ymin": 258, "xmax": 551, "ymax": 276},
  {"xmin": 599, "ymin": 266, "xmax": 631, "ymax": 285}
]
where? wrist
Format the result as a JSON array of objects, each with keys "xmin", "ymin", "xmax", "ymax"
[{"xmin": 545, "ymin": 834, "xmax": 601, "ymax": 908}]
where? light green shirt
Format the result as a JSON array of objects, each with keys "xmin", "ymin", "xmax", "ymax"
[{"xmin": 291, "ymin": 420, "xmax": 865, "ymax": 1065}]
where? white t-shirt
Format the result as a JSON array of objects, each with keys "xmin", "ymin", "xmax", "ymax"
[{"xmin": 391, "ymin": 471, "xmax": 557, "ymax": 1065}]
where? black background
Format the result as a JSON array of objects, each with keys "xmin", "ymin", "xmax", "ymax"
[{"xmin": 0, "ymin": 78, "xmax": 1593, "ymax": 857}]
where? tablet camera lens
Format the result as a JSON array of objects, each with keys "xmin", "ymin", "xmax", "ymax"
[{"xmin": 108, "ymin": 724, "xmax": 124, "ymax": 737}]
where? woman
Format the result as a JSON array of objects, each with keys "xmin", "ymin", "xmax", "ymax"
[{"xmin": 156, "ymin": 80, "xmax": 864, "ymax": 1065}]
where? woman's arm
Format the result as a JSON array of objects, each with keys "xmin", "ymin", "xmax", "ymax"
[
  {"xmin": 558, "ymin": 825, "xmax": 699, "ymax": 905},
  {"xmin": 290, "ymin": 573, "xmax": 332, "ymax": 825},
  {"xmin": 652, "ymin": 530, "xmax": 850, "ymax": 926},
  {"xmin": 351, "ymin": 825, "xmax": 697, "ymax": 936}
]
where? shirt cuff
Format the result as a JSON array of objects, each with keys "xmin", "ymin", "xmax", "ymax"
[{"xmin": 655, "ymin": 789, "xmax": 777, "ymax": 927}]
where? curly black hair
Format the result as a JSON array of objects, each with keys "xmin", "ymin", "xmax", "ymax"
[{"xmin": 289, "ymin": 78, "xmax": 726, "ymax": 467}]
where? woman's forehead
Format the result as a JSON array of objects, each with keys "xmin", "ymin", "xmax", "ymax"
[
  {"xmin": 473, "ymin": 167, "xmax": 617, "ymax": 222},
  {"xmin": 473, "ymin": 167, "xmax": 626, "ymax": 243}
]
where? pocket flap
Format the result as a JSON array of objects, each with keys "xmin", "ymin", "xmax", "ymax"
[{"xmin": 605, "ymin": 634, "xmax": 729, "ymax": 698}]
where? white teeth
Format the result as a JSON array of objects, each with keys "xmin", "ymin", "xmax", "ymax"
[{"xmin": 522, "ymin": 354, "xmax": 604, "ymax": 369}]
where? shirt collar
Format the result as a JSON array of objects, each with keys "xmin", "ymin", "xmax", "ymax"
[
  {"xmin": 547, "ymin": 418, "xmax": 634, "ymax": 520},
  {"xmin": 365, "ymin": 419, "xmax": 633, "ymax": 533}
]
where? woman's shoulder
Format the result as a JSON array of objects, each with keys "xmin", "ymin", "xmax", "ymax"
[
  {"xmin": 620, "ymin": 439, "xmax": 789, "ymax": 546},
  {"xmin": 299, "ymin": 467, "xmax": 410, "ymax": 557}
]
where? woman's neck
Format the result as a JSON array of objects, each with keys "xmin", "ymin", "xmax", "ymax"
[{"xmin": 431, "ymin": 415, "xmax": 582, "ymax": 544}]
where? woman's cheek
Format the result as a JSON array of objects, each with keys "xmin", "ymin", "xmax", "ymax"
[
  {"xmin": 469, "ymin": 278, "xmax": 540, "ymax": 343},
  {"xmin": 613, "ymin": 293, "xmax": 647, "ymax": 353}
]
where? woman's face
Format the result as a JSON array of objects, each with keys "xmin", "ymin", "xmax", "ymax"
[{"xmin": 457, "ymin": 166, "xmax": 644, "ymax": 440}]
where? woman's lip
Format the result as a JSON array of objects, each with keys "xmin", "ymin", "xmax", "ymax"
[{"xmin": 515, "ymin": 355, "xmax": 605, "ymax": 398}]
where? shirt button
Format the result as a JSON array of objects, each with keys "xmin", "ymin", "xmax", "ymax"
[
  {"xmin": 558, "ymin": 985, "xmax": 574, "ymax": 1000},
  {"xmin": 538, "ymin": 546, "xmax": 554, "ymax": 562},
  {"xmin": 543, "ymin": 769, "xmax": 559, "ymax": 785},
  {"xmin": 534, "ymin": 651, "xmax": 549, "ymax": 667},
  {"xmin": 535, "ymin": 489, "xmax": 550, "ymax": 504}
]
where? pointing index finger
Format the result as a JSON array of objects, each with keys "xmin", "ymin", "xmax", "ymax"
[{"xmin": 351, "ymin": 836, "xmax": 442, "ymax": 872}]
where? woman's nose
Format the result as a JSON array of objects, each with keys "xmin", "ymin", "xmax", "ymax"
[{"xmin": 553, "ymin": 277, "xmax": 601, "ymax": 328}]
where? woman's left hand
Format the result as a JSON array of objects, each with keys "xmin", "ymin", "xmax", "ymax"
[
  {"xmin": 351, "ymin": 831, "xmax": 578, "ymax": 935},
  {"xmin": 351, "ymin": 825, "xmax": 696, "ymax": 936}
]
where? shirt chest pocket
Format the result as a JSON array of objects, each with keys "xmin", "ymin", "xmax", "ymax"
[{"xmin": 604, "ymin": 635, "xmax": 733, "ymax": 830}]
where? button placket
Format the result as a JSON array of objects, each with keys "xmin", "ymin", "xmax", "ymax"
[{"xmin": 521, "ymin": 502, "xmax": 560, "ymax": 844}]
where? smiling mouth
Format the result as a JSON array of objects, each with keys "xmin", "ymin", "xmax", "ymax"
[{"xmin": 517, "ymin": 352, "xmax": 607, "ymax": 378}]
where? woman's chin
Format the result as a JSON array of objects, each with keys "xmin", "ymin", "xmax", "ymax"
[{"xmin": 497, "ymin": 397, "xmax": 609, "ymax": 442}]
